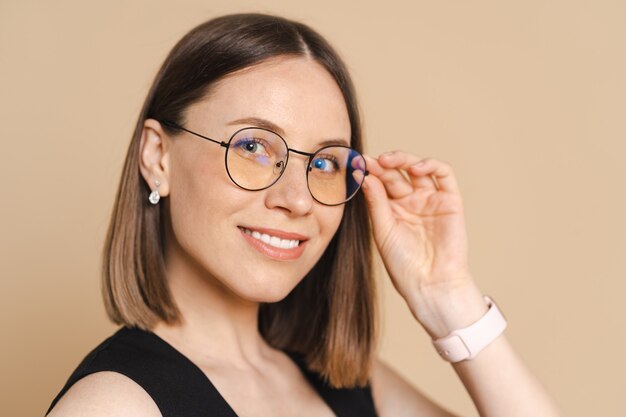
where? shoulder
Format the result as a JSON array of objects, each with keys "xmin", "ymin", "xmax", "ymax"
[
  {"xmin": 47, "ymin": 371, "xmax": 162, "ymax": 417},
  {"xmin": 369, "ymin": 356, "xmax": 459, "ymax": 417}
]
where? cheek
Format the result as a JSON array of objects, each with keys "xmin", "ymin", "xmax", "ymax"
[
  {"xmin": 171, "ymin": 143, "xmax": 235, "ymax": 205},
  {"xmin": 319, "ymin": 206, "xmax": 345, "ymax": 242},
  {"xmin": 167, "ymin": 149, "xmax": 228, "ymax": 249}
]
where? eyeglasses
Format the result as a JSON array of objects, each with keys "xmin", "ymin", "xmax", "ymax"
[{"xmin": 159, "ymin": 120, "xmax": 368, "ymax": 206}]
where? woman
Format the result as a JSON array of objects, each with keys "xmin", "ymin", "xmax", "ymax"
[{"xmin": 46, "ymin": 13, "xmax": 563, "ymax": 417}]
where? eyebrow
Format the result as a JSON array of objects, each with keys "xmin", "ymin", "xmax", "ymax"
[{"xmin": 227, "ymin": 117, "xmax": 350, "ymax": 147}]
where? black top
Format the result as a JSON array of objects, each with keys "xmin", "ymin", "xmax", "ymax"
[{"xmin": 46, "ymin": 327, "xmax": 379, "ymax": 417}]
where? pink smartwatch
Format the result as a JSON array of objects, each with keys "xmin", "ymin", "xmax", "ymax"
[{"xmin": 432, "ymin": 295, "xmax": 507, "ymax": 363}]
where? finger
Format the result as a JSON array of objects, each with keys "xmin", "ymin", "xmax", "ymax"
[
  {"xmin": 350, "ymin": 155, "xmax": 366, "ymax": 171},
  {"xmin": 378, "ymin": 151, "xmax": 425, "ymax": 167},
  {"xmin": 408, "ymin": 158, "xmax": 461, "ymax": 194},
  {"xmin": 360, "ymin": 171, "xmax": 394, "ymax": 231},
  {"xmin": 364, "ymin": 154, "xmax": 413, "ymax": 199},
  {"xmin": 378, "ymin": 151, "xmax": 439, "ymax": 191}
]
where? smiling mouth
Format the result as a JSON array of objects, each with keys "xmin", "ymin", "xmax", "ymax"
[{"xmin": 238, "ymin": 226, "xmax": 302, "ymax": 249}]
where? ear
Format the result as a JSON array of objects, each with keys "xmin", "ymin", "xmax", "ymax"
[{"xmin": 139, "ymin": 118, "xmax": 172, "ymax": 198}]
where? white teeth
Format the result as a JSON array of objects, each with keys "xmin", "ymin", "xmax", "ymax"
[{"xmin": 241, "ymin": 228, "xmax": 300, "ymax": 249}]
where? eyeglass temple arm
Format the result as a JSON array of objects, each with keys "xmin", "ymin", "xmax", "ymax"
[{"xmin": 159, "ymin": 119, "xmax": 228, "ymax": 148}]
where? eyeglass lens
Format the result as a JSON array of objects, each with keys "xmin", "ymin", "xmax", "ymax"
[{"xmin": 225, "ymin": 128, "xmax": 366, "ymax": 205}]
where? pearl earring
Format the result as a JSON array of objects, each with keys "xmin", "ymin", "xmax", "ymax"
[{"xmin": 149, "ymin": 180, "xmax": 161, "ymax": 205}]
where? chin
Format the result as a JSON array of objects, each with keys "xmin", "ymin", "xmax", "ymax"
[{"xmin": 230, "ymin": 276, "xmax": 299, "ymax": 304}]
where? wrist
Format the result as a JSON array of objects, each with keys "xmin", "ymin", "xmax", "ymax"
[{"xmin": 407, "ymin": 279, "xmax": 490, "ymax": 339}]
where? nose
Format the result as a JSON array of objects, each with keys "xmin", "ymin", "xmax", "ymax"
[{"xmin": 264, "ymin": 153, "xmax": 314, "ymax": 216}]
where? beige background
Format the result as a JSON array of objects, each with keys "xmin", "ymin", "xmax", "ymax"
[{"xmin": 1, "ymin": 0, "xmax": 624, "ymax": 416}]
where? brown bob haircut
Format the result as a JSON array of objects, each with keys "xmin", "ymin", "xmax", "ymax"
[{"xmin": 102, "ymin": 13, "xmax": 377, "ymax": 388}]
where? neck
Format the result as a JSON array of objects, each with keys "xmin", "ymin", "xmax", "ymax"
[{"xmin": 151, "ymin": 243, "xmax": 274, "ymax": 368}]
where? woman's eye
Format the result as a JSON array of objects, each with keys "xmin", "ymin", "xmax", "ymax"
[
  {"xmin": 244, "ymin": 141, "xmax": 259, "ymax": 153},
  {"xmin": 312, "ymin": 156, "xmax": 339, "ymax": 173},
  {"xmin": 237, "ymin": 138, "xmax": 269, "ymax": 155}
]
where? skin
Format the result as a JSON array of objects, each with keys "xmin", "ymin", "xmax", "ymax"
[{"xmin": 49, "ymin": 56, "xmax": 564, "ymax": 417}]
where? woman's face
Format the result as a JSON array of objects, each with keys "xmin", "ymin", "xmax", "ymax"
[{"xmin": 161, "ymin": 56, "xmax": 350, "ymax": 303}]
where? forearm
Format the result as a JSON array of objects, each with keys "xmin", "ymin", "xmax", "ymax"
[{"xmin": 408, "ymin": 280, "xmax": 564, "ymax": 417}]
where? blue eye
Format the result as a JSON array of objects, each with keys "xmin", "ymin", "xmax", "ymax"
[
  {"xmin": 311, "ymin": 155, "xmax": 339, "ymax": 173},
  {"xmin": 314, "ymin": 159, "xmax": 327, "ymax": 169}
]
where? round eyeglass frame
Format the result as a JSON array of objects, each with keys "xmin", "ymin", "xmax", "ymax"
[{"xmin": 159, "ymin": 119, "xmax": 369, "ymax": 206}]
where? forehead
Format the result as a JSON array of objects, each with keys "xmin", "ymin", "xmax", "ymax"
[{"xmin": 185, "ymin": 56, "xmax": 351, "ymax": 148}]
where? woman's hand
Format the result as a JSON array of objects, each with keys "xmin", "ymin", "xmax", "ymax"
[
  {"xmin": 362, "ymin": 152, "xmax": 566, "ymax": 416},
  {"xmin": 362, "ymin": 151, "xmax": 486, "ymax": 337}
]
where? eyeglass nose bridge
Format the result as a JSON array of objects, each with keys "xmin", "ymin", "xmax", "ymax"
[
  {"xmin": 269, "ymin": 147, "xmax": 315, "ymax": 186},
  {"xmin": 286, "ymin": 147, "xmax": 316, "ymax": 170},
  {"xmin": 267, "ymin": 147, "xmax": 322, "ymax": 207}
]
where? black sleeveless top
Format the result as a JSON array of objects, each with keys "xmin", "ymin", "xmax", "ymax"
[{"xmin": 46, "ymin": 327, "xmax": 379, "ymax": 417}]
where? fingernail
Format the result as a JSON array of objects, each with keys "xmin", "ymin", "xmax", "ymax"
[{"xmin": 380, "ymin": 151, "xmax": 394, "ymax": 158}]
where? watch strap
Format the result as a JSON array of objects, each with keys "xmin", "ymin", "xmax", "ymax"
[{"xmin": 432, "ymin": 295, "xmax": 507, "ymax": 362}]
